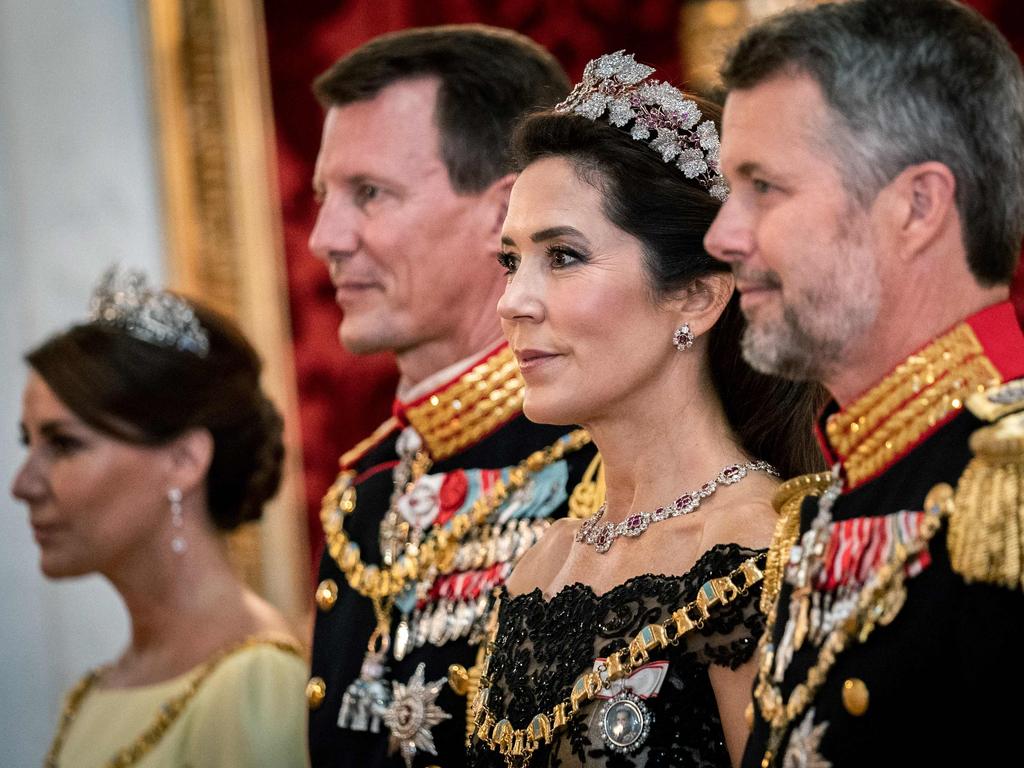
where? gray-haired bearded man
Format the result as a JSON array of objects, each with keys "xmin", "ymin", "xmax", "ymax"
[{"xmin": 704, "ymin": 1, "xmax": 1024, "ymax": 766}]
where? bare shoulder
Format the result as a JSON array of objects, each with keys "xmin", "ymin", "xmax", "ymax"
[
  {"xmin": 505, "ymin": 518, "xmax": 578, "ymax": 597},
  {"xmin": 700, "ymin": 492, "xmax": 779, "ymax": 553}
]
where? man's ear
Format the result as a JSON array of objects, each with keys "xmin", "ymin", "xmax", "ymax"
[
  {"xmin": 165, "ymin": 428, "xmax": 214, "ymax": 496},
  {"xmin": 480, "ymin": 172, "xmax": 517, "ymax": 237},
  {"xmin": 671, "ymin": 271, "xmax": 735, "ymax": 336},
  {"xmin": 881, "ymin": 161, "xmax": 958, "ymax": 262}
]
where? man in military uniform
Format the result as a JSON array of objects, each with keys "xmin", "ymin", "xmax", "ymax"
[
  {"xmin": 704, "ymin": 1, "xmax": 1024, "ymax": 765},
  {"xmin": 304, "ymin": 26, "xmax": 597, "ymax": 767}
]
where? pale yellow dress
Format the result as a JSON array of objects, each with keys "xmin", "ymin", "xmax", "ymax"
[{"xmin": 51, "ymin": 637, "xmax": 309, "ymax": 768}]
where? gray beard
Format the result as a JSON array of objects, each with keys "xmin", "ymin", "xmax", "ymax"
[{"xmin": 740, "ymin": 303, "xmax": 844, "ymax": 382}]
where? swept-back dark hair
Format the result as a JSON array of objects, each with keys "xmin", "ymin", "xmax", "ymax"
[
  {"xmin": 511, "ymin": 103, "xmax": 827, "ymax": 478},
  {"xmin": 27, "ymin": 302, "xmax": 284, "ymax": 531},
  {"xmin": 721, "ymin": 0, "xmax": 1024, "ymax": 285},
  {"xmin": 313, "ymin": 24, "xmax": 570, "ymax": 194}
]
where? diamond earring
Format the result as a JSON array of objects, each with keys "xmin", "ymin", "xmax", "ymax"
[
  {"xmin": 673, "ymin": 323, "xmax": 694, "ymax": 351},
  {"xmin": 168, "ymin": 487, "xmax": 187, "ymax": 554}
]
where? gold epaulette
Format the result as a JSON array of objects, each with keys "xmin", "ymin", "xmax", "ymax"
[
  {"xmin": 761, "ymin": 472, "xmax": 833, "ymax": 614},
  {"xmin": 338, "ymin": 416, "xmax": 401, "ymax": 470},
  {"xmin": 949, "ymin": 380, "xmax": 1024, "ymax": 590}
]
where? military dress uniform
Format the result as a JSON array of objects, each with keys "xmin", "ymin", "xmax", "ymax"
[
  {"xmin": 742, "ymin": 302, "xmax": 1024, "ymax": 768},
  {"xmin": 307, "ymin": 342, "xmax": 597, "ymax": 768}
]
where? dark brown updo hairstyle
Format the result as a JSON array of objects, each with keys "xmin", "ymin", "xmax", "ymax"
[
  {"xmin": 26, "ymin": 300, "xmax": 284, "ymax": 530},
  {"xmin": 511, "ymin": 98, "xmax": 827, "ymax": 478}
]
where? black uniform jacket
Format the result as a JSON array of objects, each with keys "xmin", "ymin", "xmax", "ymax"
[
  {"xmin": 309, "ymin": 342, "xmax": 596, "ymax": 767},
  {"xmin": 744, "ymin": 302, "xmax": 1024, "ymax": 768}
]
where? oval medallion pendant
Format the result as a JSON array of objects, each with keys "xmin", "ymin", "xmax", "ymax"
[{"xmin": 598, "ymin": 691, "xmax": 653, "ymax": 755}]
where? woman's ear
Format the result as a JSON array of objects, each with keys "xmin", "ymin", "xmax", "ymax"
[
  {"xmin": 165, "ymin": 428, "xmax": 214, "ymax": 495},
  {"xmin": 672, "ymin": 271, "xmax": 735, "ymax": 336}
]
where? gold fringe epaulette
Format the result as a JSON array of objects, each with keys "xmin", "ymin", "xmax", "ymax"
[
  {"xmin": 761, "ymin": 472, "xmax": 834, "ymax": 614},
  {"xmin": 949, "ymin": 406, "xmax": 1024, "ymax": 591}
]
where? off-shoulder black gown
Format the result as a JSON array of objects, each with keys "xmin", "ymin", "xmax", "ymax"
[{"xmin": 468, "ymin": 544, "xmax": 765, "ymax": 768}]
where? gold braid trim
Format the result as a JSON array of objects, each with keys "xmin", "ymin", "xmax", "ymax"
[
  {"xmin": 339, "ymin": 416, "xmax": 401, "ymax": 470},
  {"xmin": 825, "ymin": 323, "xmax": 1000, "ymax": 489},
  {"xmin": 949, "ymin": 411, "xmax": 1024, "ymax": 590},
  {"xmin": 761, "ymin": 473, "xmax": 834, "ymax": 614},
  {"xmin": 403, "ymin": 346, "xmax": 525, "ymax": 461}
]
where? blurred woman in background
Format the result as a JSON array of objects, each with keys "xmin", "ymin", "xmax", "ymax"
[{"xmin": 12, "ymin": 267, "xmax": 308, "ymax": 768}]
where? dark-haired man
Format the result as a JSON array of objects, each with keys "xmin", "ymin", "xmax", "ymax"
[
  {"xmin": 704, "ymin": 1, "xmax": 1024, "ymax": 765},
  {"xmin": 305, "ymin": 26, "xmax": 596, "ymax": 767}
]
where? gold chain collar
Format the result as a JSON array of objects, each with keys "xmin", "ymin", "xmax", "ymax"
[
  {"xmin": 321, "ymin": 429, "xmax": 592, "ymax": 603},
  {"xmin": 45, "ymin": 636, "xmax": 304, "ymax": 768},
  {"xmin": 471, "ymin": 554, "xmax": 767, "ymax": 767},
  {"xmin": 825, "ymin": 322, "xmax": 999, "ymax": 489}
]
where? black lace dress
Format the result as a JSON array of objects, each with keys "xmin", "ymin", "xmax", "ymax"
[{"xmin": 467, "ymin": 544, "xmax": 765, "ymax": 768}]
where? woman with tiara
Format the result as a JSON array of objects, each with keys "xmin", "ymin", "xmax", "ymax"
[
  {"xmin": 465, "ymin": 53, "xmax": 824, "ymax": 767},
  {"xmin": 12, "ymin": 268, "xmax": 308, "ymax": 767}
]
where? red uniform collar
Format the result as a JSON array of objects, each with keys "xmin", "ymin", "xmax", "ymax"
[{"xmin": 817, "ymin": 301, "xmax": 1024, "ymax": 490}]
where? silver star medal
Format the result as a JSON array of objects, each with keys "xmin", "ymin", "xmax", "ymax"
[
  {"xmin": 783, "ymin": 708, "xmax": 832, "ymax": 768},
  {"xmin": 381, "ymin": 663, "xmax": 451, "ymax": 768}
]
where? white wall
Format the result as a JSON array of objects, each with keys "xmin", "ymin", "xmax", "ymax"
[{"xmin": 0, "ymin": 2, "xmax": 164, "ymax": 765}]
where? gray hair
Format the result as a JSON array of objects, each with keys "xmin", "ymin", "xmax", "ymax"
[{"xmin": 721, "ymin": 0, "xmax": 1024, "ymax": 286}]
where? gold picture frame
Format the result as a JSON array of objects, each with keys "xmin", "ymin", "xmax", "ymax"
[{"xmin": 144, "ymin": 0, "xmax": 310, "ymax": 629}]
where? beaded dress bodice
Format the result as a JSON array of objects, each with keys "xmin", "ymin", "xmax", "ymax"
[{"xmin": 468, "ymin": 544, "xmax": 765, "ymax": 768}]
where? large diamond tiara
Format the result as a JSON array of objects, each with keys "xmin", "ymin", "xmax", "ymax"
[
  {"xmin": 88, "ymin": 266, "xmax": 210, "ymax": 357},
  {"xmin": 555, "ymin": 51, "xmax": 728, "ymax": 201}
]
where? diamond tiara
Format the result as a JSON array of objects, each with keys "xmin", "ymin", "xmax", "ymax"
[
  {"xmin": 555, "ymin": 51, "xmax": 728, "ymax": 201},
  {"xmin": 88, "ymin": 266, "xmax": 210, "ymax": 357}
]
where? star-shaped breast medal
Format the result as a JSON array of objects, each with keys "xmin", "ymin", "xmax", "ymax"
[{"xmin": 382, "ymin": 663, "xmax": 452, "ymax": 768}]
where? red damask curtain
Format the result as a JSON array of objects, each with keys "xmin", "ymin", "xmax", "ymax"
[{"xmin": 261, "ymin": 0, "xmax": 1024, "ymax": 575}]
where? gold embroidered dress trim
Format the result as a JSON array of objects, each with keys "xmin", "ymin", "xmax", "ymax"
[
  {"xmin": 403, "ymin": 345, "xmax": 525, "ymax": 462},
  {"xmin": 45, "ymin": 636, "xmax": 304, "ymax": 768},
  {"xmin": 825, "ymin": 322, "xmax": 1000, "ymax": 488}
]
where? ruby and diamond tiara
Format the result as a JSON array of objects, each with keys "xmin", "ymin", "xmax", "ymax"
[
  {"xmin": 88, "ymin": 265, "xmax": 210, "ymax": 357},
  {"xmin": 555, "ymin": 51, "xmax": 728, "ymax": 201}
]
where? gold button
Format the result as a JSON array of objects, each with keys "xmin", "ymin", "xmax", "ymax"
[
  {"xmin": 842, "ymin": 677, "xmax": 869, "ymax": 716},
  {"xmin": 745, "ymin": 701, "xmax": 754, "ymax": 729},
  {"xmin": 315, "ymin": 579, "xmax": 339, "ymax": 612},
  {"xmin": 306, "ymin": 676, "xmax": 326, "ymax": 709}
]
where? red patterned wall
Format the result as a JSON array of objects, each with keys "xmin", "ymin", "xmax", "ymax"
[{"xmin": 261, "ymin": 0, "xmax": 1024, "ymax": 574}]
